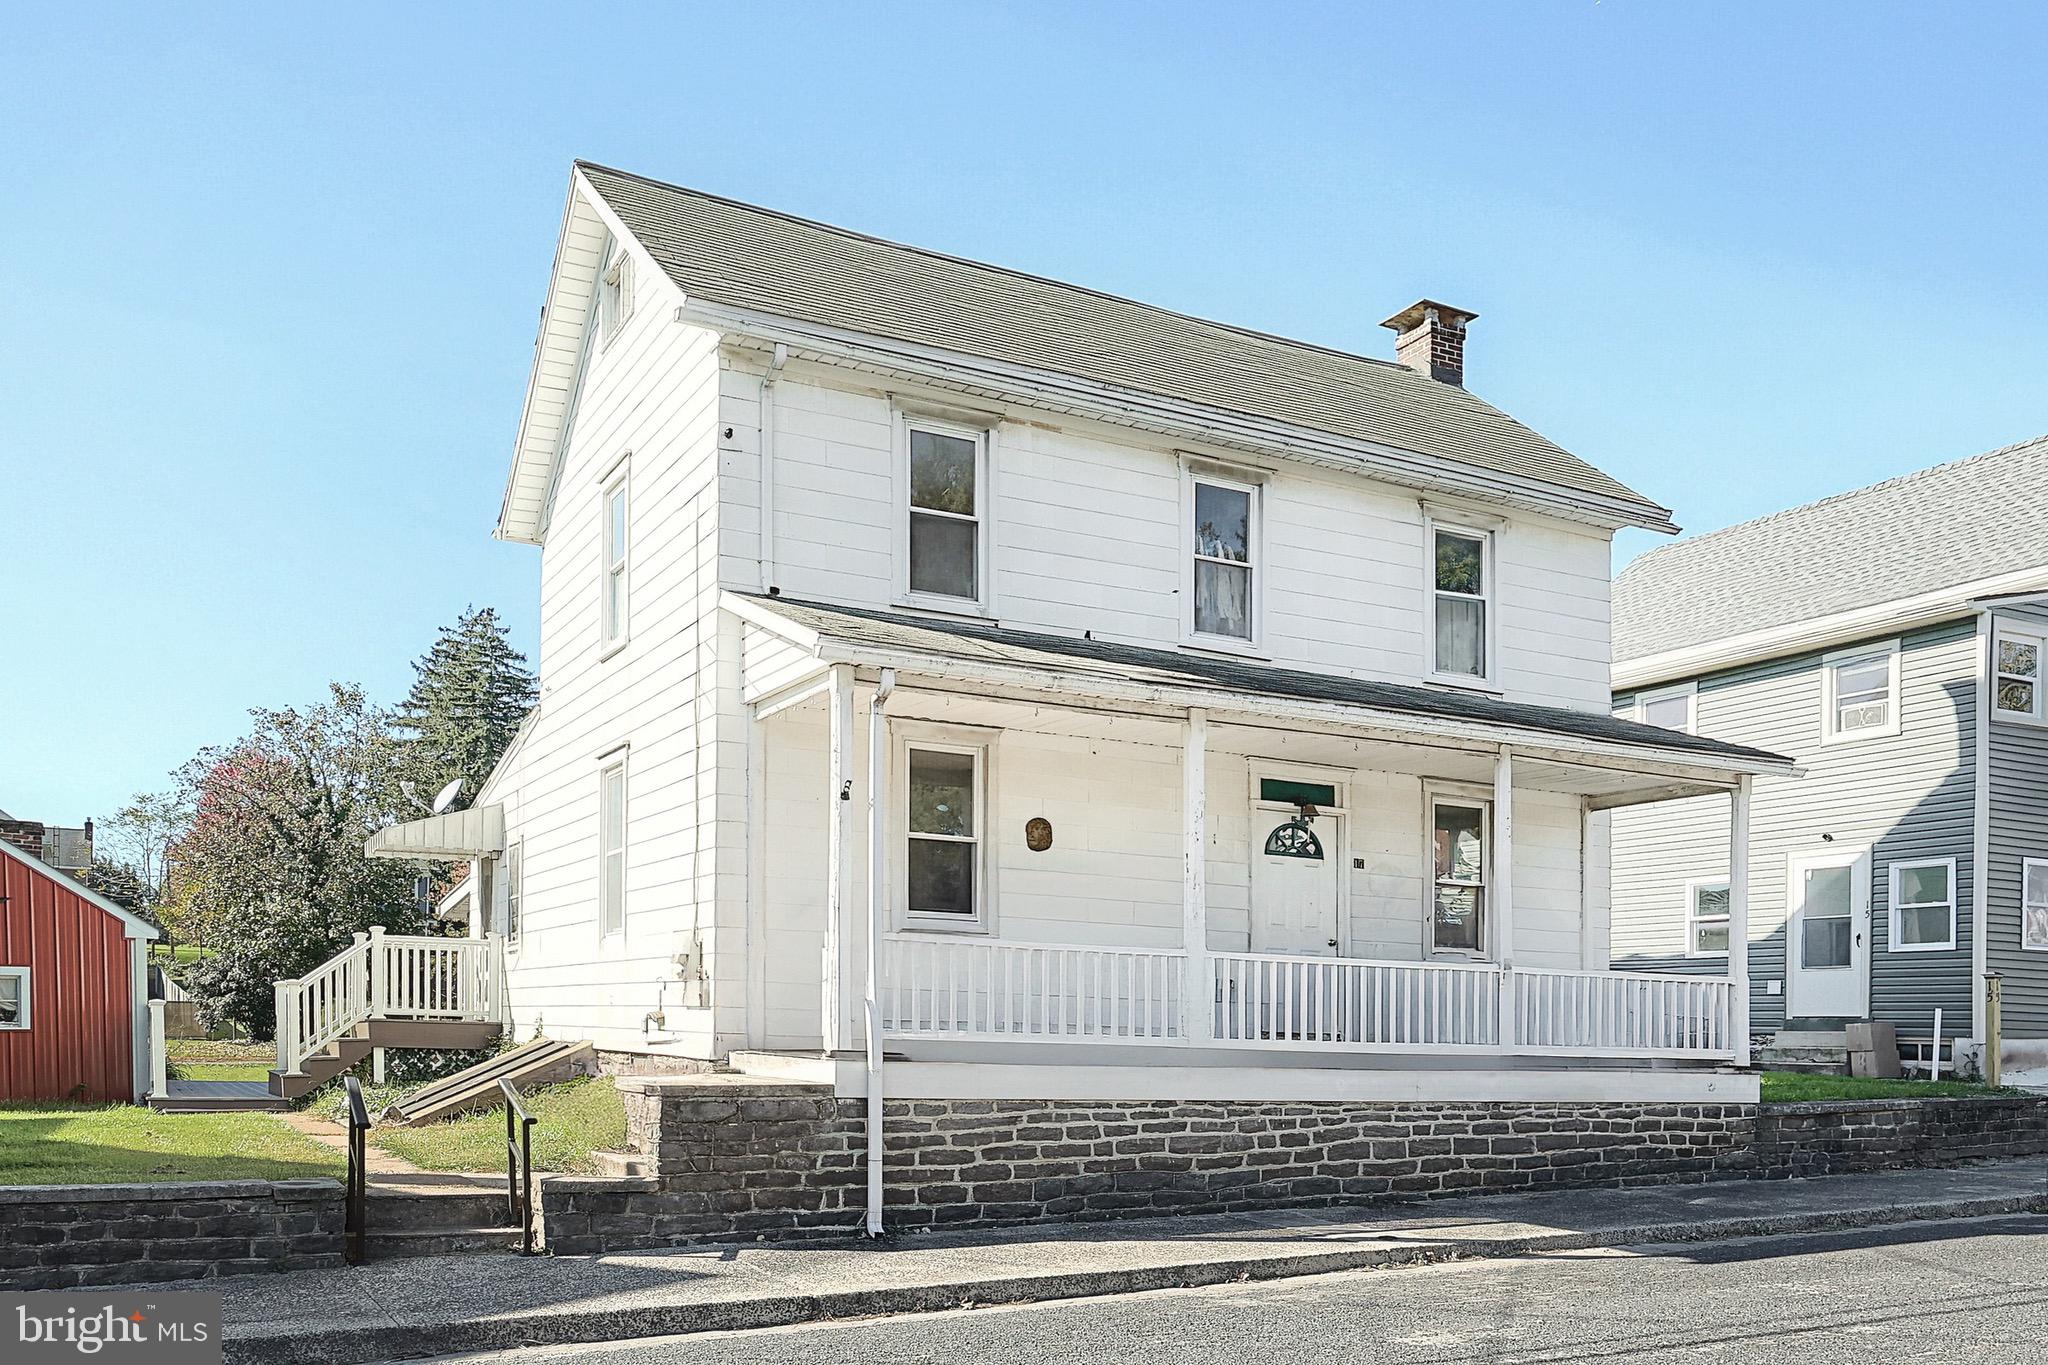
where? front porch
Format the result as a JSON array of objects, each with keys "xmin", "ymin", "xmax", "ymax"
[{"xmin": 733, "ymin": 595, "xmax": 1790, "ymax": 1083}]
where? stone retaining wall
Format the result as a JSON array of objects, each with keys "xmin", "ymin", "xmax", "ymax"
[
  {"xmin": 0, "ymin": 1179, "xmax": 345, "ymax": 1289},
  {"xmin": 537, "ymin": 1081, "xmax": 2048, "ymax": 1256}
]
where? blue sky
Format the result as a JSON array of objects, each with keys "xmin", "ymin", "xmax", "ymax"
[{"xmin": 4, "ymin": 2, "xmax": 2046, "ymax": 824}]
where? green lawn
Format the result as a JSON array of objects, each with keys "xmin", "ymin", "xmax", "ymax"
[
  {"xmin": 171, "ymin": 1063, "xmax": 273, "ymax": 1082},
  {"xmin": 372, "ymin": 1076, "xmax": 626, "ymax": 1175},
  {"xmin": 166, "ymin": 1039, "xmax": 274, "ymax": 1063},
  {"xmin": 1759, "ymin": 1070, "xmax": 2013, "ymax": 1102},
  {"xmin": 0, "ymin": 1103, "xmax": 345, "ymax": 1185},
  {"xmin": 150, "ymin": 945, "xmax": 212, "ymax": 964}
]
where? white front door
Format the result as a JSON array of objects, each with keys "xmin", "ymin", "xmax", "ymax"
[
  {"xmin": 1250, "ymin": 810, "xmax": 1341, "ymax": 956},
  {"xmin": 1788, "ymin": 847, "xmax": 1872, "ymax": 1020}
]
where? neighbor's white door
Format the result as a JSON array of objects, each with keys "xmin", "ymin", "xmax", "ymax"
[
  {"xmin": 1787, "ymin": 847, "xmax": 1871, "ymax": 1020},
  {"xmin": 1250, "ymin": 812, "xmax": 1341, "ymax": 956}
]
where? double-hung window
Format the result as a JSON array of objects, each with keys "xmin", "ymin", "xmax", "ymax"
[
  {"xmin": 1887, "ymin": 858, "xmax": 1955, "ymax": 951},
  {"xmin": 1821, "ymin": 641, "xmax": 1900, "ymax": 742},
  {"xmin": 1994, "ymin": 626, "xmax": 2044, "ymax": 721},
  {"xmin": 904, "ymin": 743, "xmax": 985, "ymax": 927},
  {"xmin": 1189, "ymin": 473, "xmax": 1258, "ymax": 645},
  {"xmin": 601, "ymin": 468, "xmax": 629, "ymax": 652},
  {"xmin": 1430, "ymin": 798, "xmax": 1488, "ymax": 955},
  {"xmin": 501, "ymin": 841, "xmax": 523, "ymax": 946},
  {"xmin": 0, "ymin": 967, "xmax": 27, "ymax": 1029},
  {"xmin": 903, "ymin": 421, "xmax": 985, "ymax": 606},
  {"xmin": 2023, "ymin": 859, "xmax": 2048, "ymax": 952},
  {"xmin": 1431, "ymin": 525, "xmax": 1491, "ymax": 682},
  {"xmin": 598, "ymin": 760, "xmax": 627, "ymax": 938},
  {"xmin": 1685, "ymin": 880, "xmax": 1730, "ymax": 956}
]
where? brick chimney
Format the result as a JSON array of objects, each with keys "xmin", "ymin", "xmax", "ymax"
[{"xmin": 1379, "ymin": 300, "xmax": 1479, "ymax": 386}]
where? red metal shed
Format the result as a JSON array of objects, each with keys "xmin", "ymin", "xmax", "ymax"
[{"xmin": 0, "ymin": 837, "xmax": 158, "ymax": 1102}]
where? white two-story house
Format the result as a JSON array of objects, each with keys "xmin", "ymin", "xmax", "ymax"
[{"xmin": 359, "ymin": 162, "xmax": 1794, "ymax": 1107}]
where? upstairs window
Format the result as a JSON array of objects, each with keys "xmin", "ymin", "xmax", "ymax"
[
  {"xmin": 1888, "ymin": 858, "xmax": 1956, "ymax": 952},
  {"xmin": 1638, "ymin": 683, "xmax": 1697, "ymax": 734},
  {"xmin": 599, "ymin": 249, "xmax": 632, "ymax": 344},
  {"xmin": 1995, "ymin": 627, "xmax": 2043, "ymax": 721},
  {"xmin": 0, "ymin": 967, "xmax": 28, "ymax": 1029},
  {"xmin": 1190, "ymin": 475, "xmax": 1257, "ymax": 643},
  {"xmin": 1821, "ymin": 641, "xmax": 1900, "ymax": 742},
  {"xmin": 599, "ymin": 761, "xmax": 627, "ymax": 938},
  {"xmin": 1430, "ymin": 798, "xmax": 1488, "ymax": 955},
  {"xmin": 905, "ymin": 424, "xmax": 984, "ymax": 603},
  {"xmin": 601, "ymin": 468, "xmax": 629, "ymax": 651},
  {"xmin": 1431, "ymin": 525, "xmax": 1491, "ymax": 682},
  {"xmin": 1686, "ymin": 880, "xmax": 1730, "ymax": 956}
]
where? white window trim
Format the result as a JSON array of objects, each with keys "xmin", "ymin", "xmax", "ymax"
[
  {"xmin": 1681, "ymin": 877, "xmax": 1731, "ymax": 959},
  {"xmin": 893, "ymin": 721, "xmax": 998, "ymax": 935},
  {"xmin": 1180, "ymin": 459, "xmax": 1267, "ymax": 657},
  {"xmin": 892, "ymin": 413, "xmax": 994, "ymax": 617},
  {"xmin": 1886, "ymin": 856, "xmax": 1957, "ymax": 953},
  {"xmin": 1636, "ymin": 681, "xmax": 1698, "ymax": 734},
  {"xmin": 1424, "ymin": 516, "xmax": 1500, "ymax": 691},
  {"xmin": 599, "ymin": 247, "xmax": 633, "ymax": 347},
  {"xmin": 2022, "ymin": 857, "xmax": 2048, "ymax": 952},
  {"xmin": 1820, "ymin": 639, "xmax": 1902, "ymax": 744},
  {"xmin": 0, "ymin": 966, "xmax": 28, "ymax": 1030},
  {"xmin": 1992, "ymin": 622, "xmax": 2047, "ymax": 724},
  {"xmin": 503, "ymin": 839, "xmax": 523, "ymax": 951},
  {"xmin": 599, "ymin": 461, "xmax": 630, "ymax": 657},
  {"xmin": 598, "ymin": 758, "xmax": 628, "ymax": 941},
  {"xmin": 1423, "ymin": 786, "xmax": 1492, "ymax": 961}
]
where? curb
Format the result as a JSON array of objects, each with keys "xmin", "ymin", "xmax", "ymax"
[{"xmin": 226, "ymin": 1193, "xmax": 2048, "ymax": 1365}]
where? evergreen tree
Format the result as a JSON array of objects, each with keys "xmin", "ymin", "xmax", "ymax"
[{"xmin": 392, "ymin": 607, "xmax": 537, "ymax": 810}]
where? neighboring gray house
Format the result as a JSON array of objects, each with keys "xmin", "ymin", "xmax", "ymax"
[{"xmin": 1607, "ymin": 435, "xmax": 2048, "ymax": 1079}]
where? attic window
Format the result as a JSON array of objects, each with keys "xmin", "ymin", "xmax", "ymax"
[{"xmin": 600, "ymin": 250, "xmax": 633, "ymax": 343}]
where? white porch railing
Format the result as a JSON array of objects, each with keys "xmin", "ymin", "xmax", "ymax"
[
  {"xmin": 1510, "ymin": 966, "xmax": 1737, "ymax": 1058},
  {"xmin": 881, "ymin": 942, "xmax": 1740, "ymax": 1062},
  {"xmin": 1210, "ymin": 952, "xmax": 1502, "ymax": 1049},
  {"xmin": 275, "ymin": 929, "xmax": 504, "ymax": 1075},
  {"xmin": 878, "ymin": 934, "xmax": 1185, "ymax": 1042}
]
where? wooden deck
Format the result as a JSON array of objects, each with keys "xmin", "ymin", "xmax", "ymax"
[{"xmin": 148, "ymin": 1079, "xmax": 289, "ymax": 1113}]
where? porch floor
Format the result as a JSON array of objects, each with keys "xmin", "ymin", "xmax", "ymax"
[{"xmin": 148, "ymin": 1079, "xmax": 289, "ymax": 1113}]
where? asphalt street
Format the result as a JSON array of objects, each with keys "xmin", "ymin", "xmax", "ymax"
[{"xmin": 429, "ymin": 1214, "xmax": 2048, "ymax": 1365}]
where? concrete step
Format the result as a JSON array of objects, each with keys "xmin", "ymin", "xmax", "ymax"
[
  {"xmin": 591, "ymin": 1150, "xmax": 652, "ymax": 1177},
  {"xmin": 367, "ymin": 1191, "xmax": 512, "ymax": 1233},
  {"xmin": 725, "ymin": 1050, "xmax": 837, "ymax": 1085},
  {"xmin": 363, "ymin": 1226, "xmax": 527, "ymax": 1259}
]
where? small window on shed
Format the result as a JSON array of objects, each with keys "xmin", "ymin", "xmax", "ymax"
[{"xmin": 0, "ymin": 967, "xmax": 29, "ymax": 1029}]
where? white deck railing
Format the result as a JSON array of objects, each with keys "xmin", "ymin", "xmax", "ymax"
[
  {"xmin": 881, "ymin": 942, "xmax": 1739, "ymax": 1061},
  {"xmin": 878, "ymin": 934, "xmax": 1185, "ymax": 1042},
  {"xmin": 275, "ymin": 929, "xmax": 503, "ymax": 1075}
]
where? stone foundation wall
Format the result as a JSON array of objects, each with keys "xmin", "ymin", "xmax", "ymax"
[
  {"xmin": 1757, "ymin": 1097, "xmax": 2048, "ymax": 1177},
  {"xmin": 0, "ymin": 1179, "xmax": 345, "ymax": 1289}
]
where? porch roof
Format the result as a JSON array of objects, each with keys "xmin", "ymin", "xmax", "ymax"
[{"xmin": 727, "ymin": 593, "xmax": 1794, "ymax": 775}]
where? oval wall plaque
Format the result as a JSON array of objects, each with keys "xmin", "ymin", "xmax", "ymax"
[{"xmin": 1024, "ymin": 817, "xmax": 1054, "ymax": 852}]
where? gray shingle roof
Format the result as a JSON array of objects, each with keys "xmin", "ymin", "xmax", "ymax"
[
  {"xmin": 1614, "ymin": 433, "xmax": 2048, "ymax": 665},
  {"xmin": 578, "ymin": 162, "xmax": 1670, "ymax": 528},
  {"xmin": 741, "ymin": 594, "xmax": 1788, "ymax": 769}
]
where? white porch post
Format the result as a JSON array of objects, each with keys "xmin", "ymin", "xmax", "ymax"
[
  {"xmin": 1494, "ymin": 746, "xmax": 1516, "ymax": 1047},
  {"xmin": 1183, "ymin": 708, "xmax": 1212, "ymax": 1043},
  {"xmin": 1728, "ymin": 775, "xmax": 1753, "ymax": 1067},
  {"xmin": 823, "ymin": 663, "xmax": 855, "ymax": 1054}
]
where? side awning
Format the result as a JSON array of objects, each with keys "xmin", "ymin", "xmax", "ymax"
[{"xmin": 364, "ymin": 805, "xmax": 506, "ymax": 860}]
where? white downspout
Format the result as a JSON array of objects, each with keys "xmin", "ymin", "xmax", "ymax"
[
  {"xmin": 757, "ymin": 343, "xmax": 789, "ymax": 593},
  {"xmin": 864, "ymin": 666, "xmax": 897, "ymax": 1237}
]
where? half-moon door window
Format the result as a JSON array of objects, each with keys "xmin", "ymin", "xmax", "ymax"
[{"xmin": 1263, "ymin": 817, "xmax": 1324, "ymax": 860}]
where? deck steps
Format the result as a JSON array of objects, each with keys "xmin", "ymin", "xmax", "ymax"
[{"xmin": 269, "ymin": 1018, "xmax": 505, "ymax": 1100}]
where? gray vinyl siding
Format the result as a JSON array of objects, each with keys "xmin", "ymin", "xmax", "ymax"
[
  {"xmin": 1611, "ymin": 619, "xmax": 1979, "ymax": 1038},
  {"xmin": 1988, "ymin": 604, "xmax": 2048, "ymax": 1040}
]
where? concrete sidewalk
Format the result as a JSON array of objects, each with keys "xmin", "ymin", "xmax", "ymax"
[{"xmin": 186, "ymin": 1160, "xmax": 2048, "ymax": 1365}]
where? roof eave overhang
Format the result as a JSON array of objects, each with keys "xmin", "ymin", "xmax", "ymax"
[
  {"xmin": 684, "ymin": 301, "xmax": 1677, "ymax": 536},
  {"xmin": 724, "ymin": 594, "xmax": 1791, "ymax": 785},
  {"xmin": 1615, "ymin": 566, "xmax": 2048, "ymax": 692},
  {"xmin": 0, "ymin": 838, "xmax": 160, "ymax": 940}
]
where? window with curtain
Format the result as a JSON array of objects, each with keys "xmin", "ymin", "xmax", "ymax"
[
  {"xmin": 1432, "ymin": 528, "xmax": 1489, "ymax": 680},
  {"xmin": 1995, "ymin": 629, "xmax": 2043, "ymax": 720},
  {"xmin": 1192, "ymin": 478, "xmax": 1255, "ymax": 641},
  {"xmin": 1431, "ymin": 800, "xmax": 1487, "ymax": 953},
  {"xmin": 906, "ymin": 746, "xmax": 981, "ymax": 922},
  {"xmin": 1823, "ymin": 644, "xmax": 1897, "ymax": 739}
]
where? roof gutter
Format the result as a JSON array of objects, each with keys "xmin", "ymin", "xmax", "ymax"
[{"xmin": 679, "ymin": 301, "xmax": 1679, "ymax": 536}]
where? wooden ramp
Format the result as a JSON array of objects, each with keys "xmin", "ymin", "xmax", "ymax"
[{"xmin": 380, "ymin": 1038, "xmax": 595, "ymax": 1127}]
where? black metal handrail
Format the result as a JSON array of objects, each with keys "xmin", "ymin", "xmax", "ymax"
[
  {"xmin": 343, "ymin": 1076, "xmax": 369, "ymax": 1265},
  {"xmin": 501, "ymin": 1078, "xmax": 539, "ymax": 1255}
]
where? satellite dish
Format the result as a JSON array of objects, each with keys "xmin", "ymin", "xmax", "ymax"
[{"xmin": 430, "ymin": 778, "xmax": 465, "ymax": 815}]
